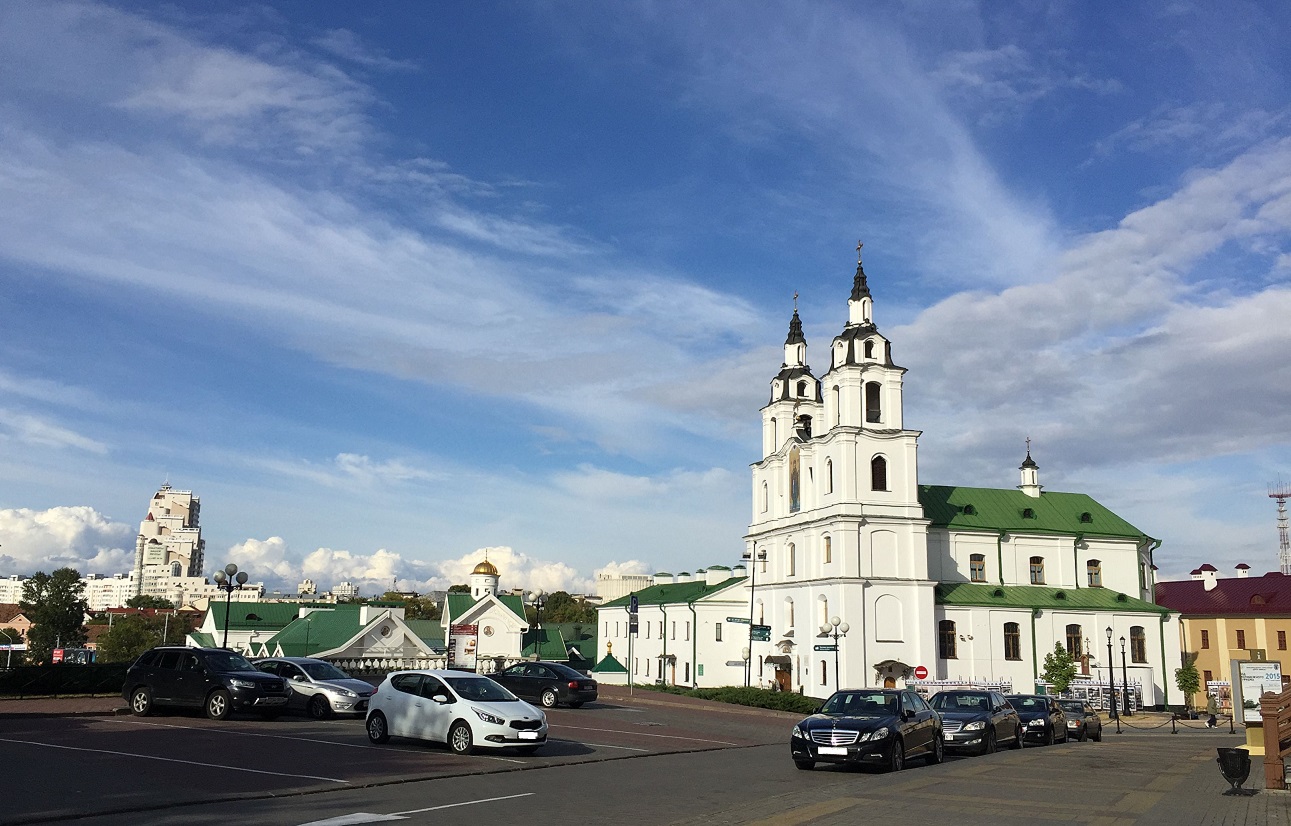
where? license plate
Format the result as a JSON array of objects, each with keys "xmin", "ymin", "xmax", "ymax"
[
  {"xmin": 518, "ymin": 731, "xmax": 539, "ymax": 740},
  {"xmin": 943, "ymin": 733, "xmax": 955, "ymax": 740},
  {"xmin": 818, "ymin": 746, "xmax": 847, "ymax": 756}
]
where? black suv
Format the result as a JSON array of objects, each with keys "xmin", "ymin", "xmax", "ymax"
[{"xmin": 123, "ymin": 646, "xmax": 291, "ymax": 720}]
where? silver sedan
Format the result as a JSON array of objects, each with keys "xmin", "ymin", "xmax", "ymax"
[{"xmin": 255, "ymin": 657, "xmax": 375, "ymax": 718}]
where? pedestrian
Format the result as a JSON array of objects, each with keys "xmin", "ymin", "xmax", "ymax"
[{"xmin": 1205, "ymin": 694, "xmax": 1219, "ymax": 728}]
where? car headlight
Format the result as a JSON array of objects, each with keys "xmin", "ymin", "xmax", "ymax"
[
  {"xmin": 1028, "ymin": 719, "xmax": 1045, "ymax": 727},
  {"xmin": 229, "ymin": 678, "xmax": 255, "ymax": 689},
  {"xmin": 963, "ymin": 721, "xmax": 985, "ymax": 731},
  {"xmin": 792, "ymin": 726, "xmax": 806, "ymax": 739},
  {"xmin": 327, "ymin": 687, "xmax": 358, "ymax": 698},
  {"xmin": 473, "ymin": 708, "xmax": 505, "ymax": 725},
  {"xmin": 860, "ymin": 727, "xmax": 889, "ymax": 742}
]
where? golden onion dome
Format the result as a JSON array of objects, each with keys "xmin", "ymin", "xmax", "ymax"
[{"xmin": 472, "ymin": 559, "xmax": 499, "ymax": 576}]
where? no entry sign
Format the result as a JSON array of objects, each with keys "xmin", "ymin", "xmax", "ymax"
[{"xmin": 914, "ymin": 665, "xmax": 929, "ymax": 679}]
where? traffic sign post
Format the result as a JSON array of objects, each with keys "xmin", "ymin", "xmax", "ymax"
[
  {"xmin": 914, "ymin": 665, "xmax": 928, "ymax": 680},
  {"xmin": 726, "ymin": 616, "xmax": 750, "ymax": 624},
  {"xmin": 751, "ymin": 624, "xmax": 771, "ymax": 642},
  {"xmin": 814, "ymin": 644, "xmax": 837, "ymax": 652}
]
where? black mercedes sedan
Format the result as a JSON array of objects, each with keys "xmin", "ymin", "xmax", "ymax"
[
  {"xmin": 928, "ymin": 689, "xmax": 1023, "ymax": 754},
  {"xmin": 488, "ymin": 661, "xmax": 597, "ymax": 708},
  {"xmin": 790, "ymin": 688, "xmax": 943, "ymax": 772},
  {"xmin": 1006, "ymin": 694, "xmax": 1069, "ymax": 745}
]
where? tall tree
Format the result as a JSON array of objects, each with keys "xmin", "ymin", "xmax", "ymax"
[
  {"xmin": 447, "ymin": 584, "xmax": 471, "ymax": 594},
  {"xmin": 378, "ymin": 592, "xmax": 442, "ymax": 620},
  {"xmin": 96, "ymin": 614, "xmax": 165, "ymax": 663},
  {"xmin": 20, "ymin": 568, "xmax": 89, "ymax": 664},
  {"xmin": 126, "ymin": 594, "xmax": 175, "ymax": 610},
  {"xmin": 1040, "ymin": 642, "xmax": 1079, "ymax": 693},
  {"xmin": 1175, "ymin": 652, "xmax": 1201, "ymax": 711}
]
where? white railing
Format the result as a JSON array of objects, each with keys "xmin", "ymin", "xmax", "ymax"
[
  {"xmin": 908, "ymin": 679, "xmax": 1013, "ymax": 696},
  {"xmin": 330, "ymin": 656, "xmax": 534, "ymax": 676}
]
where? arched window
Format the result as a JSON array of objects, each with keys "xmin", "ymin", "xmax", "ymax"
[
  {"xmin": 1130, "ymin": 626, "xmax": 1147, "ymax": 663},
  {"xmin": 823, "ymin": 535, "xmax": 832, "ymax": 564},
  {"xmin": 770, "ymin": 416, "xmax": 777, "ymax": 447},
  {"xmin": 825, "ymin": 459, "xmax": 834, "ymax": 493},
  {"xmin": 865, "ymin": 381, "xmax": 882, "ymax": 423},
  {"xmin": 820, "ymin": 660, "xmax": 828, "ymax": 686},
  {"xmin": 1003, "ymin": 622, "xmax": 1021, "ymax": 660},
  {"xmin": 796, "ymin": 380, "xmax": 807, "ymax": 397},
  {"xmin": 1065, "ymin": 624, "xmax": 1083, "ymax": 658},
  {"xmin": 819, "ymin": 595, "xmax": 829, "ymax": 627},
  {"xmin": 871, "ymin": 455, "xmax": 888, "ymax": 491},
  {"xmin": 170, "ymin": 561, "xmax": 182, "ymax": 577},
  {"xmin": 787, "ymin": 543, "xmax": 796, "ymax": 577},
  {"xmin": 761, "ymin": 481, "xmax": 769, "ymax": 513},
  {"xmin": 1087, "ymin": 559, "xmax": 1102, "ymax": 587},
  {"xmin": 1029, "ymin": 556, "xmax": 1045, "ymax": 585},
  {"xmin": 832, "ymin": 385, "xmax": 841, "ymax": 426},
  {"xmin": 969, "ymin": 554, "xmax": 986, "ymax": 582},
  {"xmin": 864, "ymin": 339, "xmax": 875, "ymax": 359},
  {"xmin": 938, "ymin": 620, "xmax": 957, "ymax": 659},
  {"xmin": 785, "ymin": 597, "xmax": 795, "ymax": 628}
]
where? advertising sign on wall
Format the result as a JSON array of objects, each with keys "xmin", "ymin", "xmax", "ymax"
[
  {"xmin": 1235, "ymin": 661, "xmax": 1283, "ymax": 723},
  {"xmin": 448, "ymin": 623, "xmax": 479, "ymax": 672}
]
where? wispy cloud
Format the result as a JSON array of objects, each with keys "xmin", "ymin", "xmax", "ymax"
[
  {"xmin": 311, "ymin": 28, "xmax": 419, "ymax": 73},
  {"xmin": 0, "ymin": 409, "xmax": 108, "ymax": 454}
]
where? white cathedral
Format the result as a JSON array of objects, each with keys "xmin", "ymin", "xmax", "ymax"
[{"xmin": 596, "ymin": 249, "xmax": 1182, "ymax": 706}]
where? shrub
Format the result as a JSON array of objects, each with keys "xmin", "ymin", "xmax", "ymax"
[{"xmin": 639, "ymin": 683, "xmax": 822, "ymax": 714}]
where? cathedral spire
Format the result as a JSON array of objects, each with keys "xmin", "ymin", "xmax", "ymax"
[
  {"xmin": 1019, "ymin": 438, "xmax": 1042, "ymax": 497},
  {"xmin": 785, "ymin": 307, "xmax": 805, "ymax": 346},
  {"xmin": 850, "ymin": 241, "xmax": 871, "ymax": 302},
  {"xmin": 846, "ymin": 241, "xmax": 874, "ymax": 327}
]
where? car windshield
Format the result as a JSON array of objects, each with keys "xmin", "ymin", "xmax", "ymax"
[
  {"xmin": 1059, "ymin": 701, "xmax": 1085, "ymax": 714},
  {"xmin": 1008, "ymin": 696, "xmax": 1048, "ymax": 711},
  {"xmin": 820, "ymin": 691, "xmax": 898, "ymax": 716},
  {"xmin": 205, "ymin": 652, "xmax": 256, "ymax": 672},
  {"xmin": 445, "ymin": 676, "xmax": 518, "ymax": 702},
  {"xmin": 929, "ymin": 693, "xmax": 990, "ymax": 712},
  {"xmin": 300, "ymin": 661, "xmax": 352, "ymax": 681}
]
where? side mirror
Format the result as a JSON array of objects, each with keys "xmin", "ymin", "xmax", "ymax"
[
  {"xmin": 902, "ymin": 708, "xmax": 916, "ymax": 720},
  {"xmin": 432, "ymin": 693, "xmax": 452, "ymax": 704}
]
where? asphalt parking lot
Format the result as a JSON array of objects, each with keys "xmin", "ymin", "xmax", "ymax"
[{"xmin": 5, "ymin": 691, "xmax": 1290, "ymax": 826}]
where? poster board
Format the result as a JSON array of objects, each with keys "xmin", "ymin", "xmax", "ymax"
[
  {"xmin": 447, "ymin": 623, "xmax": 478, "ymax": 672},
  {"xmin": 1232, "ymin": 660, "xmax": 1283, "ymax": 723}
]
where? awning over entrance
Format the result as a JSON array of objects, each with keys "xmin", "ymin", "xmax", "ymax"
[{"xmin": 763, "ymin": 655, "xmax": 792, "ymax": 666}]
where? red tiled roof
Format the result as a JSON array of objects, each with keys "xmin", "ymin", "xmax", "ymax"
[
  {"xmin": 1236, "ymin": 563, "xmax": 1251, "ymax": 570},
  {"xmin": 0, "ymin": 603, "xmax": 29, "ymax": 624},
  {"xmin": 1198, "ymin": 563, "xmax": 1218, "ymax": 572},
  {"xmin": 1156, "ymin": 571, "xmax": 1291, "ymax": 616}
]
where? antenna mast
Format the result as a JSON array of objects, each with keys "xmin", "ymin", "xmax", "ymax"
[{"xmin": 1272, "ymin": 483, "xmax": 1291, "ymax": 576}]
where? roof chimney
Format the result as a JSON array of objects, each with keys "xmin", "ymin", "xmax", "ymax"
[
  {"xmin": 1235, "ymin": 564, "xmax": 1250, "ymax": 579},
  {"xmin": 1199, "ymin": 564, "xmax": 1218, "ymax": 591}
]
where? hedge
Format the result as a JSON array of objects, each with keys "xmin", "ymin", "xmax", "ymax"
[
  {"xmin": 640, "ymin": 683, "xmax": 823, "ymax": 714},
  {"xmin": 0, "ymin": 664, "xmax": 129, "ymax": 697}
]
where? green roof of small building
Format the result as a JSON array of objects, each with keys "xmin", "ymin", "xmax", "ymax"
[
  {"xmin": 592, "ymin": 653, "xmax": 628, "ymax": 674},
  {"xmin": 918, "ymin": 485, "xmax": 1147, "ymax": 540},
  {"xmin": 189, "ymin": 631, "xmax": 216, "ymax": 648},
  {"xmin": 404, "ymin": 619, "xmax": 445, "ymax": 648},
  {"xmin": 444, "ymin": 592, "xmax": 527, "ymax": 623},
  {"xmin": 936, "ymin": 582, "xmax": 1170, "ymax": 615},
  {"xmin": 260, "ymin": 607, "xmax": 365, "ymax": 657},
  {"xmin": 601, "ymin": 576, "xmax": 746, "ymax": 609},
  {"xmin": 521, "ymin": 628, "xmax": 569, "ymax": 660},
  {"xmin": 208, "ymin": 601, "xmax": 314, "ymax": 632}
]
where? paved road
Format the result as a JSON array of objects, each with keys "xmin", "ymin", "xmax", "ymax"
[{"xmin": 5, "ymin": 690, "xmax": 1288, "ymax": 825}]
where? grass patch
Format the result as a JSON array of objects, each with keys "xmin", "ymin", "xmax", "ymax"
[{"xmin": 639, "ymin": 683, "xmax": 823, "ymax": 714}]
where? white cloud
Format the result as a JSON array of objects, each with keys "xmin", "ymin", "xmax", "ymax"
[
  {"xmin": 311, "ymin": 28, "xmax": 418, "ymax": 72},
  {"xmin": 0, "ymin": 409, "xmax": 108, "ymax": 454},
  {"xmin": 0, "ymin": 506, "xmax": 133, "ymax": 577}
]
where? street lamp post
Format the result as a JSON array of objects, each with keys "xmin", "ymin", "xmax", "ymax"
[
  {"xmin": 528, "ymin": 589, "xmax": 546, "ymax": 660},
  {"xmin": 1106, "ymin": 627, "xmax": 1121, "ymax": 734},
  {"xmin": 0, "ymin": 629, "xmax": 15, "ymax": 669},
  {"xmin": 212, "ymin": 563, "xmax": 249, "ymax": 649},
  {"xmin": 1120, "ymin": 636, "xmax": 1131, "ymax": 717},
  {"xmin": 820, "ymin": 616, "xmax": 849, "ymax": 693},
  {"xmin": 741, "ymin": 547, "xmax": 766, "ymax": 688},
  {"xmin": 741, "ymin": 646, "xmax": 751, "ymax": 686}
]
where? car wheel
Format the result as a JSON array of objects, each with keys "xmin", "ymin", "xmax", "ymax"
[
  {"xmin": 205, "ymin": 689, "xmax": 231, "ymax": 721},
  {"xmin": 927, "ymin": 733, "xmax": 944, "ymax": 765},
  {"xmin": 540, "ymin": 688, "xmax": 559, "ymax": 709},
  {"xmin": 1043, "ymin": 725, "xmax": 1054, "ymax": 746},
  {"xmin": 130, "ymin": 687, "xmax": 153, "ymax": 717},
  {"xmin": 1093, "ymin": 726, "xmax": 1102, "ymax": 742},
  {"xmin": 794, "ymin": 759, "xmax": 815, "ymax": 771},
  {"xmin": 1012, "ymin": 727, "xmax": 1024, "ymax": 749},
  {"xmin": 1059, "ymin": 725, "xmax": 1069, "ymax": 743},
  {"xmin": 981, "ymin": 730, "xmax": 997, "ymax": 755},
  {"xmin": 1078, "ymin": 725, "xmax": 1088, "ymax": 742},
  {"xmin": 308, "ymin": 695, "xmax": 332, "ymax": 720},
  {"xmin": 366, "ymin": 712, "xmax": 389, "ymax": 744},
  {"xmin": 886, "ymin": 739, "xmax": 905, "ymax": 773},
  {"xmin": 448, "ymin": 721, "xmax": 474, "ymax": 755},
  {"xmin": 568, "ymin": 702, "xmax": 584, "ymax": 709}
]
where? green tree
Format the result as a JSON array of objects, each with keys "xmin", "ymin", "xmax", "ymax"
[
  {"xmin": 447, "ymin": 584, "xmax": 471, "ymax": 594},
  {"xmin": 96, "ymin": 614, "xmax": 165, "ymax": 663},
  {"xmin": 378, "ymin": 592, "xmax": 442, "ymax": 620},
  {"xmin": 20, "ymin": 568, "xmax": 89, "ymax": 664},
  {"xmin": 1040, "ymin": 642, "xmax": 1079, "ymax": 693},
  {"xmin": 126, "ymin": 594, "xmax": 175, "ymax": 610},
  {"xmin": 536, "ymin": 591, "xmax": 597, "ymax": 624},
  {"xmin": 1175, "ymin": 652, "xmax": 1201, "ymax": 711}
]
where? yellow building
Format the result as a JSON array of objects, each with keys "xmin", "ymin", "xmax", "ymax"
[{"xmin": 1156, "ymin": 564, "xmax": 1291, "ymax": 709}]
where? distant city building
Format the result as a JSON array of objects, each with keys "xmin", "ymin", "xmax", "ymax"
[
  {"xmin": 331, "ymin": 581, "xmax": 360, "ymax": 600},
  {"xmin": 0, "ymin": 576, "xmax": 25, "ymax": 605},
  {"xmin": 133, "ymin": 483, "xmax": 205, "ymax": 599},
  {"xmin": 82, "ymin": 573, "xmax": 135, "ymax": 611},
  {"xmin": 596, "ymin": 572, "xmax": 655, "ymax": 602},
  {"xmin": 298, "ymin": 578, "xmax": 318, "ymax": 597}
]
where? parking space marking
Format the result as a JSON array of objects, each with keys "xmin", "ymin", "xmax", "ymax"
[
  {"xmin": 552, "ymin": 724, "xmax": 741, "ymax": 746},
  {"xmin": 0, "ymin": 736, "xmax": 348, "ymax": 783},
  {"xmin": 745, "ymin": 797, "xmax": 868, "ymax": 825},
  {"xmin": 549, "ymin": 737, "xmax": 650, "ymax": 752},
  {"xmin": 391, "ymin": 792, "xmax": 535, "ymax": 815}
]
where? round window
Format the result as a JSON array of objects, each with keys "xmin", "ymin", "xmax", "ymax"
[
  {"xmin": 483, "ymin": 625, "xmax": 495, "ymax": 637},
  {"xmin": 380, "ymin": 625, "xmax": 391, "ymax": 637}
]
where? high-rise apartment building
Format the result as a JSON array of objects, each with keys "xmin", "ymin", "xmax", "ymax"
[{"xmin": 133, "ymin": 483, "xmax": 206, "ymax": 599}]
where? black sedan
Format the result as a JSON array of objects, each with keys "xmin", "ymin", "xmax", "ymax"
[
  {"xmin": 1059, "ymin": 699, "xmax": 1103, "ymax": 742},
  {"xmin": 790, "ymin": 688, "xmax": 943, "ymax": 772},
  {"xmin": 1006, "ymin": 694, "xmax": 1068, "ymax": 745},
  {"xmin": 488, "ymin": 661, "xmax": 598, "ymax": 708},
  {"xmin": 929, "ymin": 689, "xmax": 1023, "ymax": 754}
]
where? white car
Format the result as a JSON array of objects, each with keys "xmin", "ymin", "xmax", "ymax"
[{"xmin": 365, "ymin": 669, "xmax": 548, "ymax": 755}]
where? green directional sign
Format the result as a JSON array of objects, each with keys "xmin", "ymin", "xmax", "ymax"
[
  {"xmin": 814, "ymin": 644, "xmax": 837, "ymax": 652},
  {"xmin": 751, "ymin": 624, "xmax": 772, "ymax": 642},
  {"xmin": 727, "ymin": 616, "xmax": 750, "ymax": 624}
]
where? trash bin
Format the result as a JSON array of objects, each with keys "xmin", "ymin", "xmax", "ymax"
[{"xmin": 1216, "ymin": 747, "xmax": 1254, "ymax": 796}]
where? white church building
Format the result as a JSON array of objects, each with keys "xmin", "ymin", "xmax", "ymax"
[{"xmin": 597, "ymin": 249, "xmax": 1181, "ymax": 706}]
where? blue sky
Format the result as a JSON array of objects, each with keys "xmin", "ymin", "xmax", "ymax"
[{"xmin": 1, "ymin": 1, "xmax": 1289, "ymax": 596}]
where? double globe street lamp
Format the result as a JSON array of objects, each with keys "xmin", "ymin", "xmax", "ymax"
[
  {"xmin": 527, "ymin": 588, "xmax": 546, "ymax": 660},
  {"xmin": 213, "ymin": 563, "xmax": 249, "ymax": 649},
  {"xmin": 820, "ymin": 616, "xmax": 849, "ymax": 693}
]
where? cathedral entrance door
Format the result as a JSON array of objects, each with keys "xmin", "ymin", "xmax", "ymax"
[
  {"xmin": 883, "ymin": 677, "xmax": 896, "ymax": 688},
  {"xmin": 775, "ymin": 669, "xmax": 792, "ymax": 692}
]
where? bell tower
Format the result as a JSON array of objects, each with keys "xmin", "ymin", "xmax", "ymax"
[{"xmin": 760, "ymin": 302, "xmax": 821, "ymax": 459}]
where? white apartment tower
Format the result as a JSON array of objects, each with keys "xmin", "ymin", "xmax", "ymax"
[{"xmin": 133, "ymin": 484, "xmax": 205, "ymax": 598}]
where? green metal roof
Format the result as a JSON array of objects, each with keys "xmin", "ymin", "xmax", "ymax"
[
  {"xmin": 404, "ymin": 619, "xmax": 445, "ymax": 648},
  {"xmin": 592, "ymin": 653, "xmax": 628, "ymax": 674},
  {"xmin": 208, "ymin": 601, "xmax": 310, "ymax": 632},
  {"xmin": 538, "ymin": 622, "xmax": 597, "ymax": 660},
  {"xmin": 260, "ymin": 607, "xmax": 365, "ymax": 657},
  {"xmin": 444, "ymin": 592, "xmax": 527, "ymax": 624},
  {"xmin": 601, "ymin": 576, "xmax": 746, "ymax": 609},
  {"xmin": 936, "ymin": 582, "xmax": 1170, "ymax": 615},
  {"xmin": 521, "ymin": 628, "xmax": 570, "ymax": 660},
  {"xmin": 918, "ymin": 485, "xmax": 1147, "ymax": 540},
  {"xmin": 188, "ymin": 631, "xmax": 216, "ymax": 648}
]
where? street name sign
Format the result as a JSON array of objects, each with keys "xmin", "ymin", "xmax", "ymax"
[
  {"xmin": 726, "ymin": 616, "xmax": 750, "ymax": 624},
  {"xmin": 814, "ymin": 644, "xmax": 837, "ymax": 652}
]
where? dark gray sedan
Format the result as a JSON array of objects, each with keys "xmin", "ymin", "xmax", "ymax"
[
  {"xmin": 255, "ymin": 657, "xmax": 375, "ymax": 718},
  {"xmin": 929, "ymin": 690, "xmax": 1023, "ymax": 754},
  {"xmin": 1059, "ymin": 699, "xmax": 1103, "ymax": 742},
  {"xmin": 488, "ymin": 661, "xmax": 598, "ymax": 708}
]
